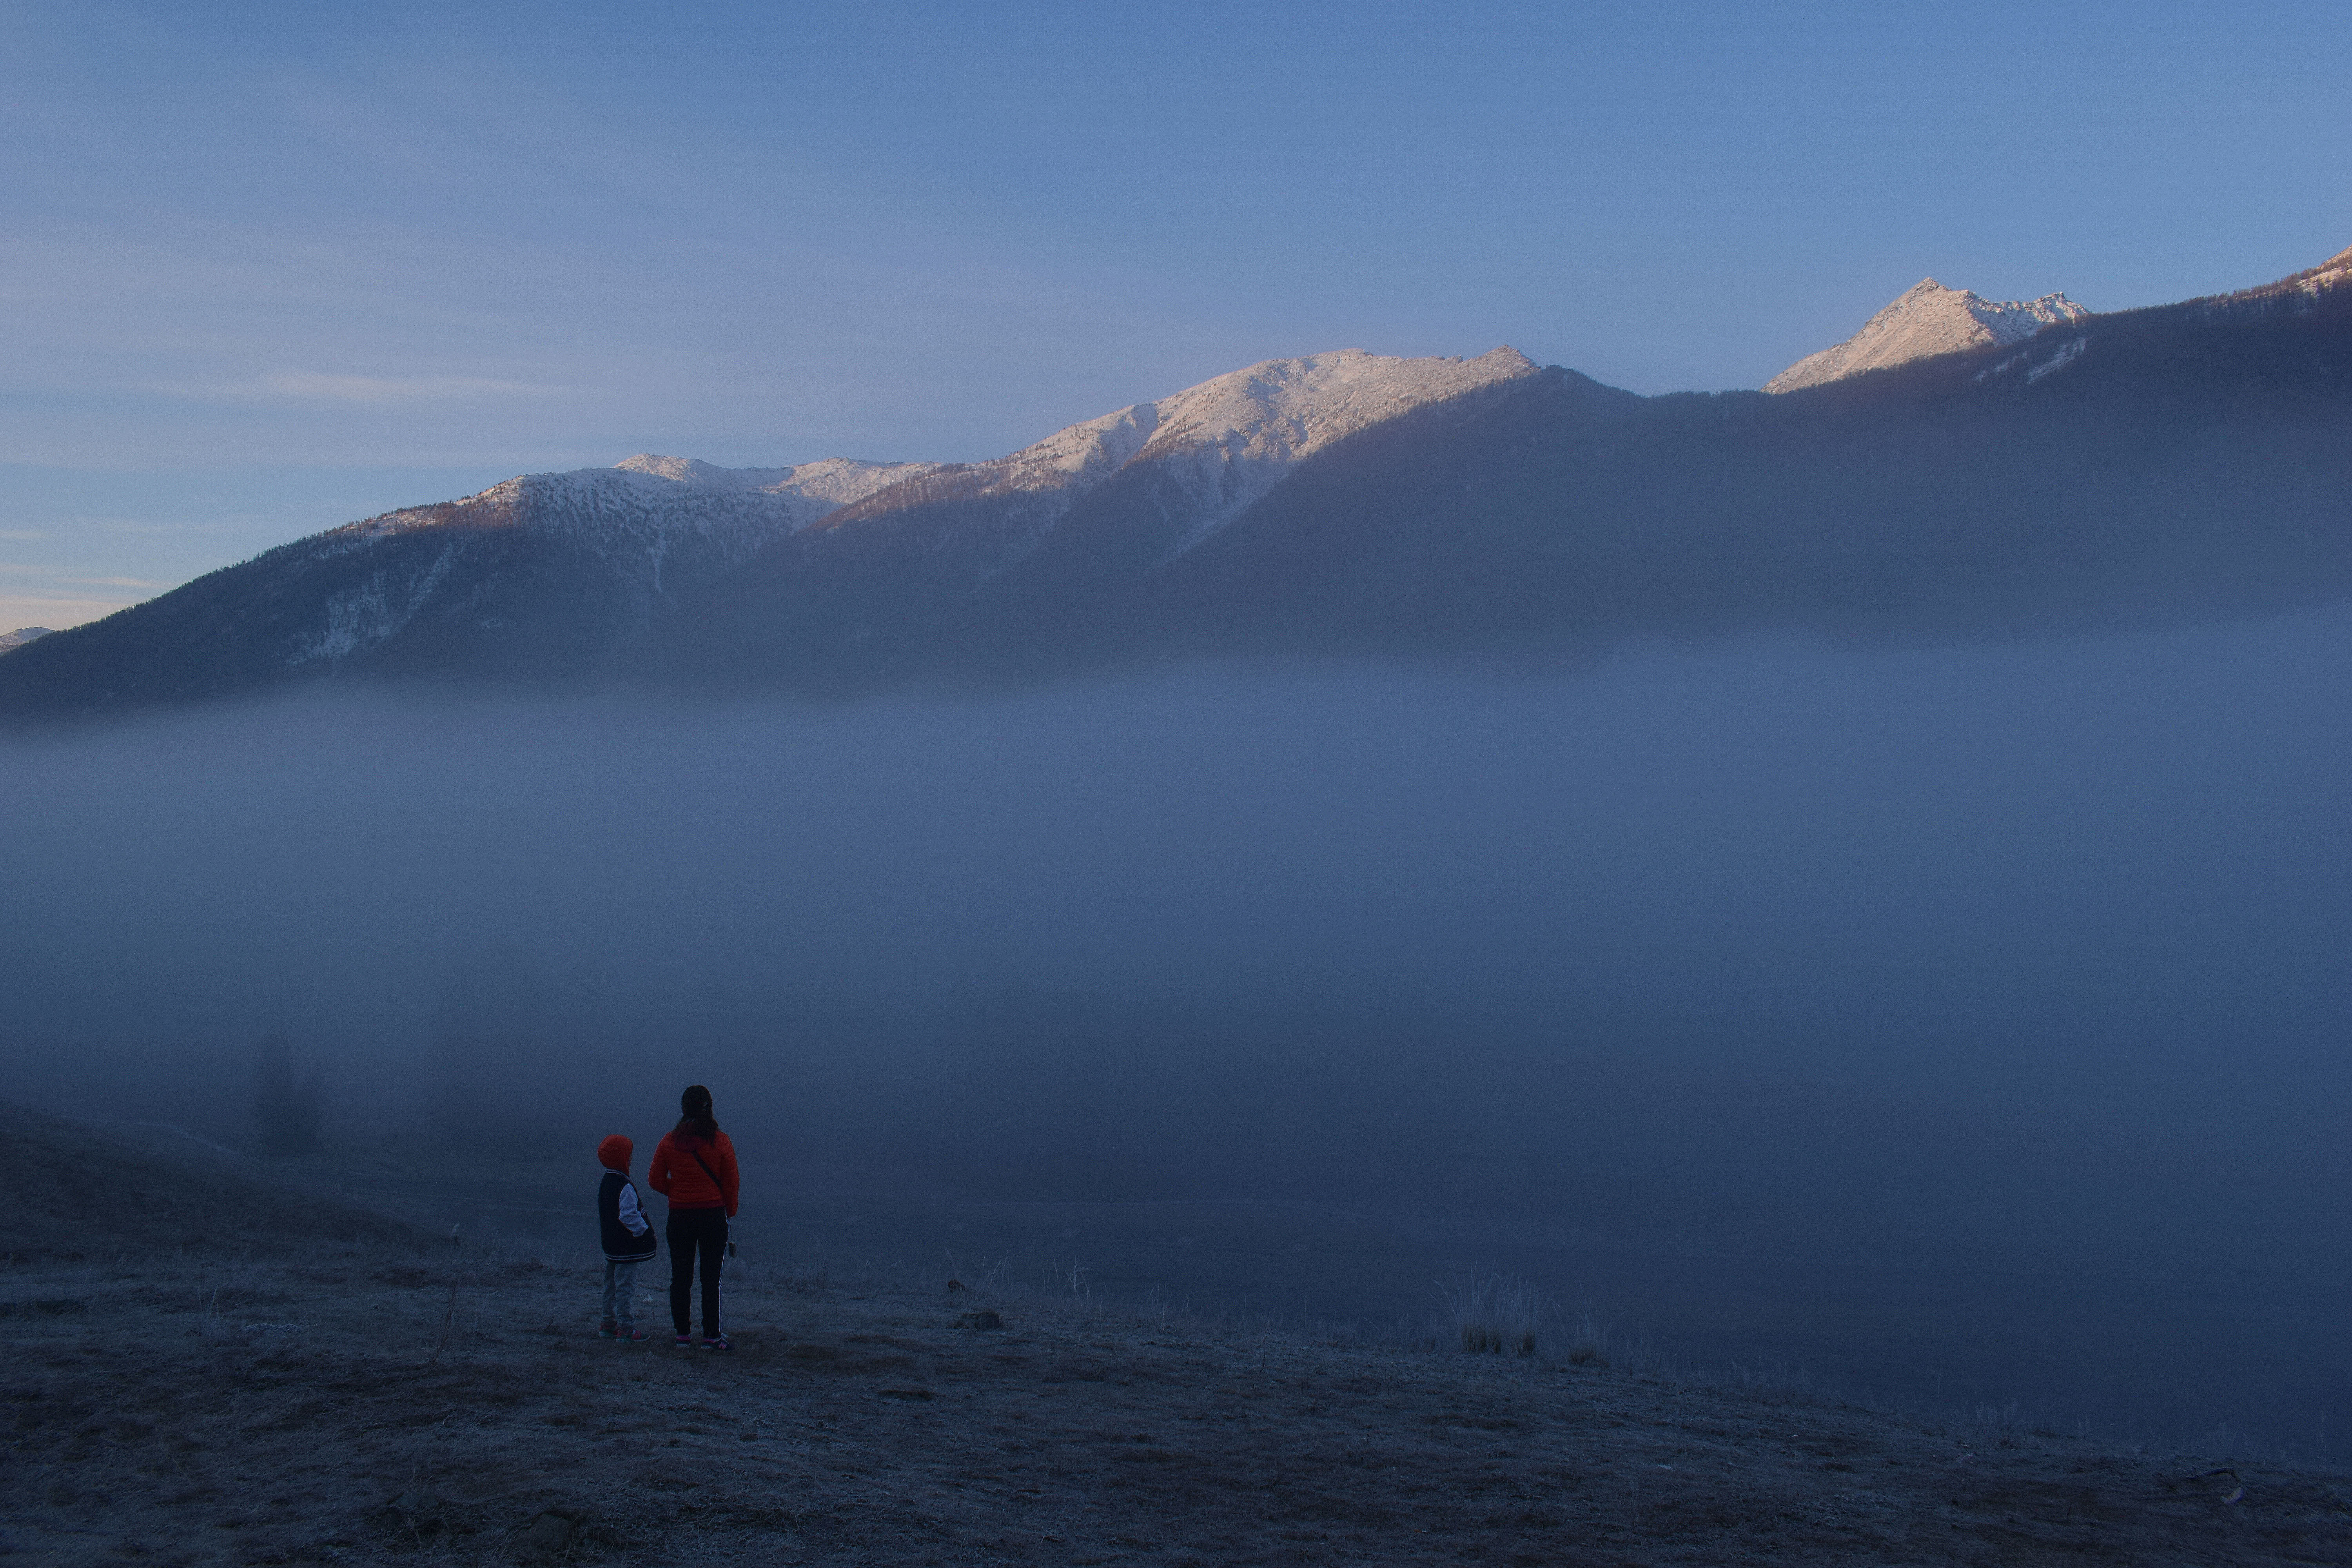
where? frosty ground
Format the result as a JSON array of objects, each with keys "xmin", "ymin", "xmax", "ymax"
[{"xmin": 5, "ymin": 1112, "xmax": 2348, "ymax": 1566}]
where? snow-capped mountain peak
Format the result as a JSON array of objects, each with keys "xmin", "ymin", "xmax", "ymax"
[
  {"xmin": 830, "ymin": 346, "xmax": 1540, "ymax": 555},
  {"xmin": 330, "ymin": 453, "xmax": 941, "ymax": 553},
  {"xmin": 1766, "ymin": 279, "xmax": 2089, "ymax": 394},
  {"xmin": 989, "ymin": 346, "xmax": 1538, "ymax": 493}
]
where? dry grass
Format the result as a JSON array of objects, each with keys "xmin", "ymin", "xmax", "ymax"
[
  {"xmin": 5, "ymin": 1108, "xmax": 2351, "ymax": 1565},
  {"xmin": 1436, "ymin": 1265, "xmax": 1546, "ymax": 1357},
  {"xmin": 10, "ymin": 1235, "xmax": 2352, "ymax": 1566}
]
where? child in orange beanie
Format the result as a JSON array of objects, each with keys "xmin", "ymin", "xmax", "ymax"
[{"xmin": 595, "ymin": 1134, "xmax": 658, "ymax": 1340}]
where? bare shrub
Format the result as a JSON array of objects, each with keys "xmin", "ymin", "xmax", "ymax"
[
  {"xmin": 1563, "ymin": 1293, "xmax": 1610, "ymax": 1366},
  {"xmin": 1436, "ymin": 1265, "xmax": 1547, "ymax": 1357}
]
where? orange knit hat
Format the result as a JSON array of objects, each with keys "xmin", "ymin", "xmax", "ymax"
[{"xmin": 597, "ymin": 1134, "xmax": 632, "ymax": 1172}]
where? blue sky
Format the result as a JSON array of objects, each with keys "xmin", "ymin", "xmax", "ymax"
[{"xmin": 3, "ymin": 0, "xmax": 2347, "ymax": 630}]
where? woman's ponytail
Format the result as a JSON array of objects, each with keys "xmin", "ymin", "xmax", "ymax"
[{"xmin": 676, "ymin": 1083, "xmax": 719, "ymax": 1142}]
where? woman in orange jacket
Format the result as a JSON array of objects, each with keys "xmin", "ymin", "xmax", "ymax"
[{"xmin": 646, "ymin": 1084, "xmax": 740, "ymax": 1351}]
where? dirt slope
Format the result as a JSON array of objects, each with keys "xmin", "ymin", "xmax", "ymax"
[{"xmin": 0, "ymin": 1102, "xmax": 409, "ymax": 1261}]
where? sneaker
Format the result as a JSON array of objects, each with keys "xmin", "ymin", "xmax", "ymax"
[
  {"xmin": 597, "ymin": 1321, "xmax": 618, "ymax": 1339},
  {"xmin": 701, "ymin": 1335, "xmax": 734, "ymax": 1353},
  {"xmin": 674, "ymin": 1334, "xmax": 694, "ymax": 1348},
  {"xmin": 614, "ymin": 1327, "xmax": 649, "ymax": 1342}
]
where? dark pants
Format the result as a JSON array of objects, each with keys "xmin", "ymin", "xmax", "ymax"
[{"xmin": 666, "ymin": 1207, "xmax": 727, "ymax": 1338}]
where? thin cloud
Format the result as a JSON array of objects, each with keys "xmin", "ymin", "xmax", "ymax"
[
  {"xmin": 0, "ymin": 562, "xmax": 167, "ymax": 592},
  {"xmin": 96, "ymin": 519, "xmax": 258, "ymax": 536},
  {"xmin": 0, "ymin": 563, "xmax": 165, "ymax": 589},
  {"xmin": 0, "ymin": 593, "xmax": 132, "ymax": 630},
  {"xmin": 150, "ymin": 371, "xmax": 572, "ymax": 406},
  {"xmin": 252, "ymin": 370, "xmax": 564, "ymax": 405}
]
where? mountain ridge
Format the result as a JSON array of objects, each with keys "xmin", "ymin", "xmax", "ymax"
[
  {"xmin": 5, "ymin": 249, "xmax": 2351, "ymax": 720},
  {"xmin": 818, "ymin": 347, "xmax": 1539, "ymax": 546}
]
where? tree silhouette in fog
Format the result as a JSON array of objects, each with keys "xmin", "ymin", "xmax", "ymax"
[{"xmin": 251, "ymin": 1031, "xmax": 322, "ymax": 1154}]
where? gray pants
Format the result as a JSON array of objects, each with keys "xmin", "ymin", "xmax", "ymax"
[{"xmin": 601, "ymin": 1259, "xmax": 641, "ymax": 1328}]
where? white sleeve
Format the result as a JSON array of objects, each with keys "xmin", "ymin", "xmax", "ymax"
[{"xmin": 618, "ymin": 1182, "xmax": 650, "ymax": 1236}]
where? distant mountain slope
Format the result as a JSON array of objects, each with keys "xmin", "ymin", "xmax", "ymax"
[
  {"xmin": 1766, "ymin": 278, "xmax": 2090, "ymax": 392},
  {"xmin": 0, "ymin": 455, "xmax": 931, "ymax": 711},
  {"xmin": 0, "ymin": 627, "xmax": 53, "ymax": 655},
  {"xmin": 3, "ymin": 251, "xmax": 2349, "ymax": 721}
]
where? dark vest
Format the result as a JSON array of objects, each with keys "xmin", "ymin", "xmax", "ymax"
[{"xmin": 599, "ymin": 1172, "xmax": 658, "ymax": 1261}]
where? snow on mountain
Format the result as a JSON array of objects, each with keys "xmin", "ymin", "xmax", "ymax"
[
  {"xmin": 0, "ymin": 627, "xmax": 53, "ymax": 655},
  {"xmin": 1766, "ymin": 279, "xmax": 2089, "ymax": 394},
  {"xmin": 275, "ymin": 454, "xmax": 940, "ymax": 667},
  {"xmin": 830, "ymin": 347, "xmax": 1541, "ymax": 557},
  {"xmin": 2204, "ymin": 243, "xmax": 2352, "ymax": 317},
  {"xmin": 992, "ymin": 346, "xmax": 1540, "ymax": 498},
  {"xmin": 611, "ymin": 453, "xmax": 943, "ymax": 514},
  {"xmin": 343, "ymin": 452, "xmax": 939, "ymax": 550}
]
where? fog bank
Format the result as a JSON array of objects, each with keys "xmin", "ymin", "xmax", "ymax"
[{"xmin": 5, "ymin": 614, "xmax": 2349, "ymax": 1283}]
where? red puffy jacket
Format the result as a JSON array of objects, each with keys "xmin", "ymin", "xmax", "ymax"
[{"xmin": 647, "ymin": 1128, "xmax": 739, "ymax": 1217}]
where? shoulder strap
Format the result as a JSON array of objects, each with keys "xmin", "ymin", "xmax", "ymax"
[{"xmin": 685, "ymin": 1141, "xmax": 725, "ymax": 1201}]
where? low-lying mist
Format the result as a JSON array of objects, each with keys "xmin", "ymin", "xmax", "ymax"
[{"xmin": 6, "ymin": 612, "xmax": 2350, "ymax": 1287}]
